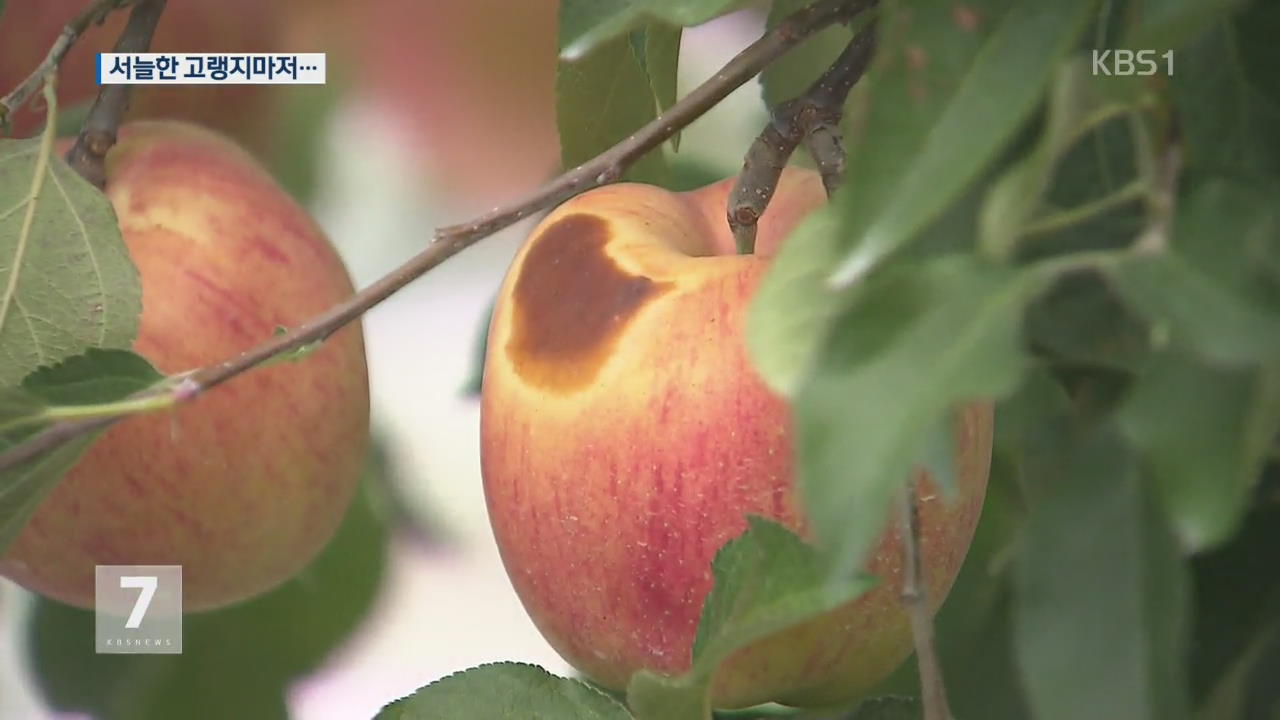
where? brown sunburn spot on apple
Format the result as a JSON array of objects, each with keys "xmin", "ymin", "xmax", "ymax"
[{"xmin": 506, "ymin": 213, "xmax": 673, "ymax": 393}]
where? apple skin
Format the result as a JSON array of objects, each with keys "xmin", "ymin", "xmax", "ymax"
[
  {"xmin": 0, "ymin": 121, "xmax": 370, "ymax": 612},
  {"xmin": 0, "ymin": 0, "xmax": 286, "ymax": 153},
  {"xmin": 480, "ymin": 168, "xmax": 992, "ymax": 708},
  {"xmin": 303, "ymin": 0, "xmax": 559, "ymax": 201}
]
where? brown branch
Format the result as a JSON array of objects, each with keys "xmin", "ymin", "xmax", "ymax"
[
  {"xmin": 729, "ymin": 21, "xmax": 876, "ymax": 252},
  {"xmin": 0, "ymin": 0, "xmax": 135, "ymax": 128},
  {"xmin": 64, "ymin": 0, "xmax": 167, "ymax": 187},
  {"xmin": 901, "ymin": 474, "xmax": 953, "ymax": 720},
  {"xmin": 0, "ymin": 0, "xmax": 869, "ymax": 475}
]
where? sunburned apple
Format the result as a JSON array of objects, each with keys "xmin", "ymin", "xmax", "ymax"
[
  {"xmin": 0, "ymin": 121, "xmax": 370, "ymax": 612},
  {"xmin": 480, "ymin": 168, "xmax": 992, "ymax": 708}
]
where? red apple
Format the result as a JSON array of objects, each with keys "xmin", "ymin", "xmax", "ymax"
[
  {"xmin": 305, "ymin": 0, "xmax": 559, "ymax": 201},
  {"xmin": 0, "ymin": 0, "xmax": 290, "ymax": 154},
  {"xmin": 0, "ymin": 120, "xmax": 370, "ymax": 612},
  {"xmin": 480, "ymin": 168, "xmax": 992, "ymax": 708}
]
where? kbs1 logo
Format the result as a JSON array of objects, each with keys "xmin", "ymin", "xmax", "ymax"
[{"xmin": 1091, "ymin": 49, "xmax": 1174, "ymax": 76}]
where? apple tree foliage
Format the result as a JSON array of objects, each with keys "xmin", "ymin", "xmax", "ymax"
[
  {"xmin": 418, "ymin": 0, "xmax": 1280, "ymax": 718},
  {"xmin": 0, "ymin": 0, "xmax": 1278, "ymax": 718}
]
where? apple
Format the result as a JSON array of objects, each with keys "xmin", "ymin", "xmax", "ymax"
[
  {"xmin": 0, "ymin": 120, "xmax": 370, "ymax": 612},
  {"xmin": 0, "ymin": 0, "xmax": 289, "ymax": 153},
  {"xmin": 303, "ymin": 0, "xmax": 559, "ymax": 202},
  {"xmin": 480, "ymin": 167, "xmax": 993, "ymax": 708}
]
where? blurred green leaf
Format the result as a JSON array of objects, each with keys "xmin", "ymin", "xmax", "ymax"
[
  {"xmin": 1109, "ymin": 179, "xmax": 1280, "ymax": 366},
  {"xmin": 760, "ymin": 0, "xmax": 856, "ymax": 106},
  {"xmin": 266, "ymin": 80, "xmax": 343, "ymax": 205},
  {"xmin": 1187, "ymin": 467, "xmax": 1280, "ymax": 711},
  {"xmin": 0, "ymin": 349, "xmax": 163, "ymax": 553},
  {"xmin": 378, "ymin": 662, "xmax": 633, "ymax": 720},
  {"xmin": 0, "ymin": 137, "xmax": 141, "ymax": 386},
  {"xmin": 827, "ymin": 0, "xmax": 1097, "ymax": 288},
  {"xmin": 1123, "ymin": 0, "xmax": 1242, "ymax": 50},
  {"xmin": 557, "ymin": 23, "xmax": 670, "ymax": 185},
  {"xmin": 1015, "ymin": 115, "xmax": 1146, "ymax": 262},
  {"xmin": 558, "ymin": 0, "xmax": 749, "ymax": 59},
  {"xmin": 30, "ymin": 463, "xmax": 389, "ymax": 720},
  {"xmin": 1014, "ymin": 420, "xmax": 1191, "ymax": 720},
  {"xmin": 627, "ymin": 518, "xmax": 875, "ymax": 720},
  {"xmin": 1196, "ymin": 619, "xmax": 1280, "ymax": 720},
  {"xmin": 747, "ymin": 203, "xmax": 849, "ymax": 396},
  {"xmin": 1025, "ymin": 272, "xmax": 1150, "ymax": 372},
  {"xmin": 1119, "ymin": 352, "xmax": 1280, "ymax": 551},
  {"xmin": 979, "ymin": 58, "xmax": 1148, "ymax": 259},
  {"xmin": 1174, "ymin": 9, "xmax": 1280, "ymax": 179},
  {"xmin": 797, "ymin": 256, "xmax": 1040, "ymax": 575},
  {"xmin": 461, "ymin": 297, "xmax": 494, "ymax": 398}
]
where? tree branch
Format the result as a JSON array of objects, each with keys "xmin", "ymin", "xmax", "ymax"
[
  {"xmin": 901, "ymin": 474, "xmax": 953, "ymax": 720},
  {"xmin": 64, "ymin": 0, "xmax": 167, "ymax": 187},
  {"xmin": 0, "ymin": 0, "xmax": 135, "ymax": 128},
  {"xmin": 729, "ymin": 21, "xmax": 876, "ymax": 253},
  {"xmin": 0, "ymin": 0, "xmax": 870, "ymax": 475}
]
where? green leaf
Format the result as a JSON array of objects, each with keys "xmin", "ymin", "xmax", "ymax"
[
  {"xmin": 0, "ymin": 137, "xmax": 141, "ymax": 386},
  {"xmin": 1124, "ymin": 0, "xmax": 1244, "ymax": 51},
  {"xmin": 379, "ymin": 662, "xmax": 633, "ymax": 720},
  {"xmin": 1173, "ymin": 11, "xmax": 1280, "ymax": 179},
  {"xmin": 827, "ymin": 0, "xmax": 1098, "ymax": 288},
  {"xmin": 760, "ymin": 0, "xmax": 856, "ymax": 106},
  {"xmin": 0, "ymin": 432, "xmax": 99, "ymax": 555},
  {"xmin": 461, "ymin": 296, "xmax": 495, "ymax": 397},
  {"xmin": 626, "ymin": 518, "xmax": 875, "ymax": 720},
  {"xmin": 1188, "ymin": 494, "xmax": 1280, "ymax": 713},
  {"xmin": 746, "ymin": 204, "xmax": 849, "ymax": 396},
  {"xmin": 1014, "ymin": 420, "xmax": 1191, "ymax": 720},
  {"xmin": 21, "ymin": 347, "xmax": 163, "ymax": 404},
  {"xmin": 796, "ymin": 256, "xmax": 1039, "ymax": 574},
  {"xmin": 1025, "ymin": 271, "xmax": 1150, "ymax": 372},
  {"xmin": 558, "ymin": 0, "xmax": 749, "ymax": 59},
  {"xmin": 556, "ymin": 23, "xmax": 670, "ymax": 185},
  {"xmin": 31, "ymin": 465, "xmax": 389, "ymax": 720},
  {"xmin": 638, "ymin": 23, "xmax": 681, "ymax": 149},
  {"xmin": 1119, "ymin": 352, "xmax": 1280, "ymax": 551},
  {"xmin": 1109, "ymin": 180, "xmax": 1280, "ymax": 366},
  {"xmin": 0, "ymin": 349, "xmax": 163, "ymax": 553},
  {"xmin": 1196, "ymin": 620, "xmax": 1280, "ymax": 720},
  {"xmin": 979, "ymin": 58, "xmax": 1148, "ymax": 259}
]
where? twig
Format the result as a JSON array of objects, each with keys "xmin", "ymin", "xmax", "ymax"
[
  {"xmin": 728, "ymin": 20, "xmax": 876, "ymax": 253},
  {"xmin": 64, "ymin": 0, "xmax": 167, "ymax": 187},
  {"xmin": 439, "ymin": 0, "xmax": 874, "ymax": 243},
  {"xmin": 0, "ymin": 0, "xmax": 134, "ymax": 127},
  {"xmin": 901, "ymin": 474, "xmax": 953, "ymax": 720},
  {"xmin": 0, "ymin": 0, "xmax": 867, "ymax": 475},
  {"xmin": 1131, "ymin": 126, "xmax": 1181, "ymax": 256}
]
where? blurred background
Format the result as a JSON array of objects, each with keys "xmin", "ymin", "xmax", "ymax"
[{"xmin": 0, "ymin": 2, "xmax": 774, "ymax": 717}]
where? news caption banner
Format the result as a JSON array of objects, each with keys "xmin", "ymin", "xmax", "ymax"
[
  {"xmin": 97, "ymin": 52, "xmax": 326, "ymax": 85},
  {"xmin": 95, "ymin": 565, "xmax": 182, "ymax": 654}
]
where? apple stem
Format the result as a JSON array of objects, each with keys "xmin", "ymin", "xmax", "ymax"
[
  {"xmin": 900, "ymin": 474, "xmax": 954, "ymax": 720},
  {"xmin": 65, "ymin": 0, "xmax": 168, "ymax": 188},
  {"xmin": 0, "ymin": 0, "xmax": 872, "ymax": 475},
  {"xmin": 0, "ymin": 0, "xmax": 134, "ymax": 128},
  {"xmin": 728, "ymin": 19, "xmax": 877, "ymax": 254}
]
